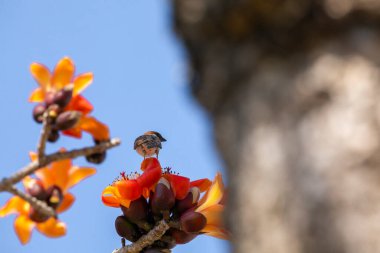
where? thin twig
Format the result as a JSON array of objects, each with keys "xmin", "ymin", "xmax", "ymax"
[
  {"xmin": 0, "ymin": 138, "xmax": 121, "ymax": 191},
  {"xmin": 6, "ymin": 185, "xmax": 55, "ymax": 217},
  {"xmin": 112, "ymin": 220, "xmax": 170, "ymax": 253},
  {"xmin": 37, "ymin": 115, "xmax": 51, "ymax": 161}
]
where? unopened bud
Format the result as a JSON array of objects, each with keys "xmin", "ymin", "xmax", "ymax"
[
  {"xmin": 53, "ymin": 84, "xmax": 73, "ymax": 108},
  {"xmin": 175, "ymin": 187, "xmax": 200, "ymax": 215},
  {"xmin": 121, "ymin": 197, "xmax": 148, "ymax": 222},
  {"xmin": 55, "ymin": 111, "xmax": 81, "ymax": 130},
  {"xmin": 45, "ymin": 92, "xmax": 55, "ymax": 106},
  {"xmin": 47, "ymin": 129, "xmax": 60, "ymax": 143},
  {"xmin": 33, "ymin": 104, "xmax": 47, "ymax": 123},
  {"xmin": 150, "ymin": 178, "xmax": 175, "ymax": 215},
  {"xmin": 180, "ymin": 211, "xmax": 207, "ymax": 233},
  {"xmin": 26, "ymin": 180, "xmax": 46, "ymax": 201},
  {"xmin": 28, "ymin": 207, "xmax": 50, "ymax": 223},
  {"xmin": 46, "ymin": 186, "xmax": 63, "ymax": 209},
  {"xmin": 86, "ymin": 151, "xmax": 106, "ymax": 164},
  {"xmin": 115, "ymin": 216, "xmax": 141, "ymax": 242},
  {"xmin": 168, "ymin": 228, "xmax": 197, "ymax": 244}
]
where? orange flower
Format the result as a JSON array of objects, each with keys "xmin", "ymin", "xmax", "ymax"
[
  {"xmin": 0, "ymin": 151, "xmax": 96, "ymax": 244},
  {"xmin": 195, "ymin": 173, "xmax": 228, "ymax": 240},
  {"xmin": 29, "ymin": 57, "xmax": 110, "ymax": 141},
  {"xmin": 102, "ymin": 158, "xmax": 162, "ymax": 208}
]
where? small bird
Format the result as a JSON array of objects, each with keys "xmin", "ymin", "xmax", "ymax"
[{"xmin": 134, "ymin": 131, "xmax": 167, "ymax": 159}]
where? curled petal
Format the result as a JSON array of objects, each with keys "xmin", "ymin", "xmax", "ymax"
[
  {"xmin": 79, "ymin": 116, "xmax": 110, "ymax": 141},
  {"xmin": 0, "ymin": 197, "xmax": 27, "ymax": 217},
  {"xmin": 66, "ymin": 167, "xmax": 96, "ymax": 190},
  {"xmin": 140, "ymin": 158, "xmax": 161, "ymax": 172},
  {"xmin": 65, "ymin": 95, "xmax": 93, "ymax": 114},
  {"xmin": 102, "ymin": 185, "xmax": 131, "ymax": 208},
  {"xmin": 14, "ymin": 215, "xmax": 35, "ymax": 244},
  {"xmin": 36, "ymin": 217, "xmax": 66, "ymax": 238},
  {"xmin": 116, "ymin": 180, "xmax": 142, "ymax": 201},
  {"xmin": 163, "ymin": 174, "xmax": 190, "ymax": 200},
  {"xmin": 29, "ymin": 88, "xmax": 45, "ymax": 102},
  {"xmin": 136, "ymin": 166, "xmax": 162, "ymax": 189},
  {"xmin": 56, "ymin": 193, "xmax": 75, "ymax": 213},
  {"xmin": 196, "ymin": 173, "xmax": 224, "ymax": 212},
  {"xmin": 30, "ymin": 63, "xmax": 51, "ymax": 90},
  {"xmin": 51, "ymin": 57, "xmax": 75, "ymax": 89},
  {"xmin": 62, "ymin": 127, "xmax": 82, "ymax": 139},
  {"xmin": 73, "ymin": 72, "xmax": 93, "ymax": 96},
  {"xmin": 190, "ymin": 178, "xmax": 212, "ymax": 192}
]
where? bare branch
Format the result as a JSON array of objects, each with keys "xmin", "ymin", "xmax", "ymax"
[
  {"xmin": 112, "ymin": 220, "xmax": 170, "ymax": 253},
  {"xmin": 0, "ymin": 138, "xmax": 121, "ymax": 190},
  {"xmin": 37, "ymin": 115, "xmax": 51, "ymax": 160},
  {"xmin": 6, "ymin": 185, "xmax": 56, "ymax": 217}
]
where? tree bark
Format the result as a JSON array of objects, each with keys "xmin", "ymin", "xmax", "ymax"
[{"xmin": 172, "ymin": 1, "xmax": 380, "ymax": 252}]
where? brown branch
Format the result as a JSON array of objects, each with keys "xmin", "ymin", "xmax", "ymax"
[
  {"xmin": 112, "ymin": 220, "xmax": 170, "ymax": 253},
  {"xmin": 0, "ymin": 138, "xmax": 121, "ymax": 188},
  {"xmin": 37, "ymin": 115, "xmax": 51, "ymax": 160},
  {"xmin": 6, "ymin": 185, "xmax": 56, "ymax": 217}
]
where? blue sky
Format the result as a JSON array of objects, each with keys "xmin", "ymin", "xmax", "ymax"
[{"xmin": 0, "ymin": 0, "xmax": 228, "ymax": 252}]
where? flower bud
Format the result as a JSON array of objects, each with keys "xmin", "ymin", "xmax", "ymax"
[
  {"xmin": 180, "ymin": 211, "xmax": 207, "ymax": 233},
  {"xmin": 47, "ymin": 129, "xmax": 60, "ymax": 143},
  {"xmin": 168, "ymin": 228, "xmax": 197, "ymax": 244},
  {"xmin": 33, "ymin": 104, "xmax": 46, "ymax": 123},
  {"xmin": 86, "ymin": 151, "xmax": 106, "ymax": 164},
  {"xmin": 28, "ymin": 207, "xmax": 50, "ymax": 223},
  {"xmin": 115, "ymin": 216, "xmax": 141, "ymax": 242},
  {"xmin": 26, "ymin": 180, "xmax": 46, "ymax": 201},
  {"xmin": 121, "ymin": 197, "xmax": 148, "ymax": 222},
  {"xmin": 46, "ymin": 186, "xmax": 63, "ymax": 209},
  {"xmin": 45, "ymin": 92, "xmax": 55, "ymax": 106},
  {"xmin": 150, "ymin": 178, "xmax": 175, "ymax": 215},
  {"xmin": 55, "ymin": 111, "xmax": 81, "ymax": 130},
  {"xmin": 53, "ymin": 84, "xmax": 73, "ymax": 108},
  {"xmin": 175, "ymin": 187, "xmax": 200, "ymax": 215}
]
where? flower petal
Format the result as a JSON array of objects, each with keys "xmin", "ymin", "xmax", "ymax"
[
  {"xmin": 140, "ymin": 158, "xmax": 161, "ymax": 172},
  {"xmin": 199, "ymin": 204, "xmax": 223, "ymax": 227},
  {"xmin": 73, "ymin": 72, "xmax": 93, "ymax": 96},
  {"xmin": 190, "ymin": 178, "xmax": 212, "ymax": 192},
  {"xmin": 56, "ymin": 193, "xmax": 75, "ymax": 213},
  {"xmin": 0, "ymin": 197, "xmax": 26, "ymax": 217},
  {"xmin": 62, "ymin": 127, "xmax": 82, "ymax": 139},
  {"xmin": 79, "ymin": 116, "xmax": 110, "ymax": 141},
  {"xmin": 101, "ymin": 185, "xmax": 122, "ymax": 208},
  {"xmin": 51, "ymin": 57, "xmax": 75, "ymax": 89},
  {"xmin": 164, "ymin": 174, "xmax": 190, "ymax": 200},
  {"xmin": 50, "ymin": 158, "xmax": 72, "ymax": 190},
  {"xmin": 29, "ymin": 88, "xmax": 45, "ymax": 102},
  {"xmin": 36, "ymin": 217, "xmax": 66, "ymax": 238},
  {"xmin": 136, "ymin": 166, "xmax": 162, "ymax": 189},
  {"xmin": 29, "ymin": 152, "xmax": 38, "ymax": 162},
  {"xmin": 196, "ymin": 173, "xmax": 224, "ymax": 212},
  {"xmin": 116, "ymin": 180, "xmax": 142, "ymax": 201},
  {"xmin": 66, "ymin": 166, "xmax": 96, "ymax": 190},
  {"xmin": 65, "ymin": 95, "xmax": 93, "ymax": 114},
  {"xmin": 30, "ymin": 63, "xmax": 51, "ymax": 89},
  {"xmin": 14, "ymin": 215, "xmax": 35, "ymax": 244},
  {"xmin": 202, "ymin": 225, "xmax": 229, "ymax": 240},
  {"xmin": 35, "ymin": 168, "xmax": 54, "ymax": 189}
]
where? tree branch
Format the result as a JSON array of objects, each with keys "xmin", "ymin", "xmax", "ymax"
[
  {"xmin": 6, "ymin": 185, "xmax": 56, "ymax": 217},
  {"xmin": 37, "ymin": 115, "xmax": 51, "ymax": 161},
  {"xmin": 112, "ymin": 220, "xmax": 170, "ymax": 253},
  {"xmin": 0, "ymin": 138, "xmax": 121, "ymax": 188}
]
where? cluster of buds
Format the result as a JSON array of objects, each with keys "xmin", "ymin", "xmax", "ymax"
[
  {"xmin": 25, "ymin": 179, "xmax": 63, "ymax": 222},
  {"xmin": 105, "ymin": 158, "xmax": 227, "ymax": 252},
  {"xmin": 32, "ymin": 84, "xmax": 80, "ymax": 142}
]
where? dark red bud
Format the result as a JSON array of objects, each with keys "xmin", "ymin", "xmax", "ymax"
[
  {"xmin": 53, "ymin": 84, "xmax": 73, "ymax": 108},
  {"xmin": 46, "ymin": 186, "xmax": 63, "ymax": 209},
  {"xmin": 45, "ymin": 92, "xmax": 55, "ymax": 106},
  {"xmin": 121, "ymin": 197, "xmax": 148, "ymax": 222},
  {"xmin": 175, "ymin": 187, "xmax": 200, "ymax": 215},
  {"xmin": 168, "ymin": 228, "xmax": 197, "ymax": 244},
  {"xmin": 28, "ymin": 207, "xmax": 50, "ymax": 223},
  {"xmin": 150, "ymin": 178, "xmax": 175, "ymax": 215},
  {"xmin": 33, "ymin": 104, "xmax": 47, "ymax": 123},
  {"xmin": 26, "ymin": 180, "xmax": 46, "ymax": 201},
  {"xmin": 55, "ymin": 111, "xmax": 81, "ymax": 130},
  {"xmin": 115, "ymin": 216, "xmax": 141, "ymax": 242},
  {"xmin": 86, "ymin": 151, "xmax": 106, "ymax": 164},
  {"xmin": 47, "ymin": 129, "xmax": 60, "ymax": 143},
  {"xmin": 180, "ymin": 211, "xmax": 207, "ymax": 233}
]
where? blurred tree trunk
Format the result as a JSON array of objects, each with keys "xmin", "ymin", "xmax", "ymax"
[{"xmin": 173, "ymin": 1, "xmax": 380, "ymax": 252}]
